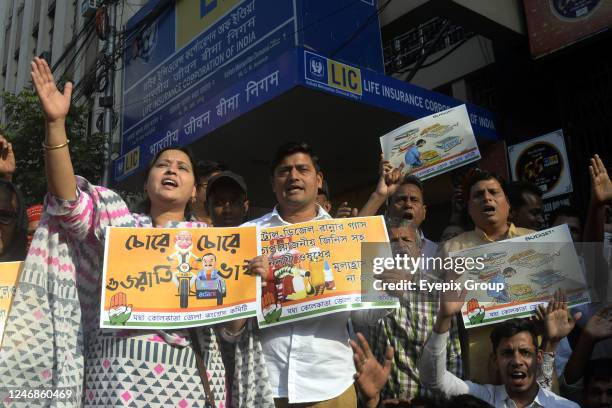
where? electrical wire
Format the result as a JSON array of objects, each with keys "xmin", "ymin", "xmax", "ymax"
[
  {"xmin": 390, "ymin": 34, "xmax": 473, "ymax": 75},
  {"xmin": 330, "ymin": 0, "xmax": 393, "ymax": 58}
]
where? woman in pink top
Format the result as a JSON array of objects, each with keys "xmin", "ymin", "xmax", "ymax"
[{"xmin": 0, "ymin": 58, "xmax": 227, "ymax": 407}]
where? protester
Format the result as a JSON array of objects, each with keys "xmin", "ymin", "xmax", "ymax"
[
  {"xmin": 439, "ymin": 224, "xmax": 464, "ymax": 242},
  {"xmin": 206, "ymin": 171, "xmax": 249, "ymax": 227},
  {"xmin": 0, "ymin": 180, "xmax": 27, "ymax": 262},
  {"xmin": 0, "ymin": 57, "xmax": 231, "ymax": 407},
  {"xmin": 436, "ymin": 168, "xmax": 534, "ymax": 384},
  {"xmin": 583, "ymin": 358, "xmax": 612, "ymax": 408},
  {"xmin": 551, "ymin": 205, "xmax": 583, "ymax": 243},
  {"xmin": 419, "ymin": 289, "xmax": 580, "ymax": 407},
  {"xmin": 316, "ymin": 180, "xmax": 333, "ymax": 213},
  {"xmin": 508, "ymin": 180, "xmax": 544, "ymax": 231},
  {"xmin": 192, "ymin": 159, "xmax": 227, "ymax": 224},
  {"xmin": 583, "ymin": 155, "xmax": 612, "ymax": 244},
  {"xmin": 316, "ymin": 179, "xmax": 358, "ymax": 218},
  {"xmin": 202, "ymin": 170, "xmax": 277, "ymax": 407},
  {"xmin": 561, "ymin": 307, "xmax": 612, "ymax": 389},
  {"xmin": 0, "ymin": 134, "xmax": 16, "ymax": 183},
  {"xmin": 370, "ymin": 218, "xmax": 462, "ymax": 403},
  {"xmin": 350, "ymin": 332, "xmax": 393, "ymax": 408},
  {"xmin": 359, "ymin": 157, "xmax": 436, "ymax": 259},
  {"xmin": 245, "ymin": 142, "xmax": 387, "ymax": 407},
  {"xmin": 0, "ymin": 135, "xmax": 27, "ymax": 261}
]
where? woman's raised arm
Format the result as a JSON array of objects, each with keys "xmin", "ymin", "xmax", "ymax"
[{"xmin": 31, "ymin": 57, "xmax": 76, "ymax": 200}]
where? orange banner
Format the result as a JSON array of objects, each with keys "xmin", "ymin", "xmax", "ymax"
[
  {"xmin": 257, "ymin": 216, "xmax": 396, "ymax": 327},
  {"xmin": 0, "ymin": 261, "xmax": 23, "ymax": 347},
  {"xmin": 101, "ymin": 226, "xmax": 259, "ymax": 329}
]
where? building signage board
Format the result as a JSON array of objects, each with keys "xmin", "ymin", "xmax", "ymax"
[
  {"xmin": 508, "ymin": 130, "xmax": 573, "ymax": 199},
  {"xmin": 115, "ymin": 1, "xmax": 497, "ymax": 183}
]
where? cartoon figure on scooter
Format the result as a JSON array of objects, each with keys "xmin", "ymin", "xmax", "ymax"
[{"xmin": 167, "ymin": 231, "xmax": 200, "ymax": 308}]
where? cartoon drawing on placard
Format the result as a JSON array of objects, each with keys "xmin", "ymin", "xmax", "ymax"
[
  {"xmin": 109, "ymin": 292, "xmax": 133, "ymax": 325},
  {"xmin": 167, "ymin": 231, "xmax": 200, "ymax": 308},
  {"xmin": 195, "ymin": 253, "xmax": 227, "ymax": 305}
]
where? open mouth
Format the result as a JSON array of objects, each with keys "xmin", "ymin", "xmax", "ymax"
[
  {"xmin": 162, "ymin": 178, "xmax": 178, "ymax": 188},
  {"xmin": 402, "ymin": 212, "xmax": 414, "ymax": 220},
  {"xmin": 482, "ymin": 205, "xmax": 496, "ymax": 215},
  {"xmin": 509, "ymin": 371, "xmax": 527, "ymax": 385},
  {"xmin": 286, "ymin": 185, "xmax": 304, "ymax": 195}
]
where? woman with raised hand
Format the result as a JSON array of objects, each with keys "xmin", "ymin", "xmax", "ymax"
[{"xmin": 0, "ymin": 57, "xmax": 227, "ymax": 407}]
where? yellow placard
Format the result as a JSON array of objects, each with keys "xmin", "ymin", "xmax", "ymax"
[
  {"xmin": 257, "ymin": 216, "xmax": 395, "ymax": 327},
  {"xmin": 0, "ymin": 261, "xmax": 23, "ymax": 347},
  {"xmin": 101, "ymin": 226, "xmax": 259, "ymax": 329}
]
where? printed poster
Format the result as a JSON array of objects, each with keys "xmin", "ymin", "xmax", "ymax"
[
  {"xmin": 380, "ymin": 104, "xmax": 481, "ymax": 180},
  {"xmin": 451, "ymin": 225, "xmax": 590, "ymax": 328},
  {"xmin": 0, "ymin": 261, "xmax": 23, "ymax": 347},
  {"xmin": 257, "ymin": 216, "xmax": 397, "ymax": 328},
  {"xmin": 508, "ymin": 129, "xmax": 573, "ymax": 199},
  {"xmin": 101, "ymin": 226, "xmax": 259, "ymax": 329}
]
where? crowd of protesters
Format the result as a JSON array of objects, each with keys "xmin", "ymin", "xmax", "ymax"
[{"xmin": 0, "ymin": 57, "xmax": 611, "ymax": 408}]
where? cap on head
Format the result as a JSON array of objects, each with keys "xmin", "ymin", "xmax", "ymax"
[{"xmin": 205, "ymin": 171, "xmax": 248, "ymax": 202}]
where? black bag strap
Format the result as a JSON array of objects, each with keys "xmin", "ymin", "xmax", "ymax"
[{"xmin": 189, "ymin": 329, "xmax": 216, "ymax": 408}]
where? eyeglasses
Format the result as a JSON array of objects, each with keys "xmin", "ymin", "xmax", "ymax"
[{"xmin": 0, "ymin": 210, "xmax": 18, "ymax": 225}]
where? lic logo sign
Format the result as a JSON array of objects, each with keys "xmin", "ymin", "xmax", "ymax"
[
  {"xmin": 304, "ymin": 51, "xmax": 362, "ymax": 96},
  {"xmin": 305, "ymin": 52, "xmax": 327, "ymax": 81}
]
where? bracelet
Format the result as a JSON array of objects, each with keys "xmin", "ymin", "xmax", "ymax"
[{"xmin": 42, "ymin": 139, "xmax": 70, "ymax": 150}]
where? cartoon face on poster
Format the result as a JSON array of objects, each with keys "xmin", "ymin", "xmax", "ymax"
[
  {"xmin": 380, "ymin": 104, "xmax": 481, "ymax": 181},
  {"xmin": 101, "ymin": 226, "xmax": 259, "ymax": 329},
  {"xmin": 257, "ymin": 216, "xmax": 396, "ymax": 327}
]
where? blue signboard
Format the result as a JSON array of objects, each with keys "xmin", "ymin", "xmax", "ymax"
[
  {"xmin": 121, "ymin": 0, "xmax": 295, "ymax": 155},
  {"xmin": 301, "ymin": 50, "xmax": 497, "ymax": 140},
  {"xmin": 115, "ymin": 1, "xmax": 496, "ymax": 183},
  {"xmin": 115, "ymin": 49, "xmax": 299, "ymax": 181}
]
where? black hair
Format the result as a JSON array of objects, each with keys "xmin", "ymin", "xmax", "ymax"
[
  {"xmin": 400, "ymin": 174, "xmax": 424, "ymax": 195},
  {"xmin": 584, "ymin": 358, "xmax": 612, "ymax": 388},
  {"xmin": 0, "ymin": 180, "xmax": 27, "ymax": 262},
  {"xmin": 196, "ymin": 160, "xmax": 227, "ymax": 184},
  {"xmin": 416, "ymin": 139, "xmax": 426, "ymax": 146},
  {"xmin": 490, "ymin": 318, "xmax": 539, "ymax": 353},
  {"xmin": 507, "ymin": 181, "xmax": 542, "ymax": 209},
  {"xmin": 269, "ymin": 142, "xmax": 321, "ymax": 174},
  {"xmin": 462, "ymin": 168, "xmax": 507, "ymax": 200},
  {"xmin": 550, "ymin": 205, "xmax": 581, "ymax": 224},
  {"xmin": 137, "ymin": 146, "xmax": 198, "ymax": 217}
]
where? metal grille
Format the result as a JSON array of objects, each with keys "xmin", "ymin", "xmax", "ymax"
[{"xmin": 383, "ymin": 17, "xmax": 472, "ymax": 74}]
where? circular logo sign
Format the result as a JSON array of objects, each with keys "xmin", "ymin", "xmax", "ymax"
[
  {"xmin": 515, "ymin": 142, "xmax": 564, "ymax": 194},
  {"xmin": 550, "ymin": 0, "xmax": 601, "ymax": 20}
]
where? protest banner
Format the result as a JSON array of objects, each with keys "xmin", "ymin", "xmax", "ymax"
[
  {"xmin": 257, "ymin": 216, "xmax": 397, "ymax": 328},
  {"xmin": 450, "ymin": 225, "xmax": 590, "ymax": 329},
  {"xmin": 101, "ymin": 226, "xmax": 259, "ymax": 329},
  {"xmin": 380, "ymin": 104, "xmax": 481, "ymax": 180},
  {"xmin": 0, "ymin": 261, "xmax": 23, "ymax": 347}
]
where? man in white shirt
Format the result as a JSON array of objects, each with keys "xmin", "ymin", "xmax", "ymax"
[
  {"xmin": 246, "ymin": 142, "xmax": 379, "ymax": 407},
  {"xmin": 419, "ymin": 289, "xmax": 579, "ymax": 408}
]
